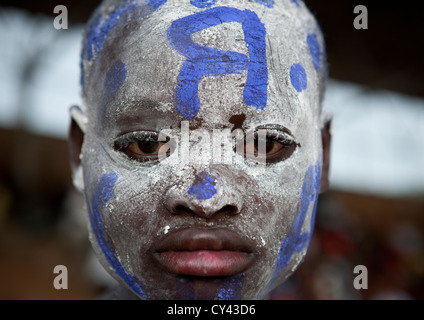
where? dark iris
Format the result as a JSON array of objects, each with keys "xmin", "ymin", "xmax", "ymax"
[
  {"xmin": 254, "ymin": 137, "xmax": 275, "ymax": 155},
  {"xmin": 138, "ymin": 139, "xmax": 160, "ymax": 154}
]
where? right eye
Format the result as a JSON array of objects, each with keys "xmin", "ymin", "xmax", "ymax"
[{"xmin": 114, "ymin": 131, "xmax": 171, "ymax": 162}]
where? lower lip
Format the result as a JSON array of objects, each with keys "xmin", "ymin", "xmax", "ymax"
[{"xmin": 156, "ymin": 250, "xmax": 254, "ymax": 277}]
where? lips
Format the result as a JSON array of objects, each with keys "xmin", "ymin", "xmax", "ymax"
[{"xmin": 152, "ymin": 227, "xmax": 255, "ymax": 277}]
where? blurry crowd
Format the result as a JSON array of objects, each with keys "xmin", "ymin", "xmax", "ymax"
[{"xmin": 270, "ymin": 191, "xmax": 424, "ymax": 300}]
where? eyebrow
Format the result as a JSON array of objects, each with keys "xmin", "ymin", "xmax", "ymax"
[{"xmin": 101, "ymin": 97, "xmax": 160, "ymax": 122}]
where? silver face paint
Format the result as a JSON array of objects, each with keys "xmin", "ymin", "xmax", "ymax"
[{"xmin": 78, "ymin": 0, "xmax": 326, "ymax": 299}]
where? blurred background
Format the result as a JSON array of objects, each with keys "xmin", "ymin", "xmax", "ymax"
[{"xmin": 0, "ymin": 0, "xmax": 423, "ymax": 299}]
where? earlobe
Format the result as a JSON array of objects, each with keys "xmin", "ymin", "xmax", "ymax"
[
  {"xmin": 68, "ymin": 105, "xmax": 86, "ymax": 192},
  {"xmin": 319, "ymin": 114, "xmax": 332, "ymax": 193}
]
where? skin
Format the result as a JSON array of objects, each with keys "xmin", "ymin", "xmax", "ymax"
[{"xmin": 69, "ymin": 0, "xmax": 331, "ymax": 299}]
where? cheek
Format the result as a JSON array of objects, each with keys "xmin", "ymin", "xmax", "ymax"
[
  {"xmin": 261, "ymin": 161, "xmax": 322, "ymax": 293},
  {"xmin": 100, "ymin": 170, "xmax": 169, "ymax": 256},
  {"xmin": 84, "ymin": 170, "xmax": 149, "ymax": 298}
]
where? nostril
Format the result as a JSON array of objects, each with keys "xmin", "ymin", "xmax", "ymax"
[
  {"xmin": 174, "ymin": 205, "xmax": 194, "ymax": 215},
  {"xmin": 216, "ymin": 205, "xmax": 238, "ymax": 216},
  {"xmin": 173, "ymin": 204, "xmax": 239, "ymax": 218}
]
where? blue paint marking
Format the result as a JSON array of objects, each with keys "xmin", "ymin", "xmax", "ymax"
[
  {"xmin": 103, "ymin": 60, "xmax": 126, "ymax": 96},
  {"xmin": 264, "ymin": 163, "xmax": 321, "ymax": 292},
  {"xmin": 88, "ymin": 172, "xmax": 148, "ymax": 298},
  {"xmin": 188, "ymin": 172, "xmax": 217, "ymax": 200},
  {"xmin": 167, "ymin": 7, "xmax": 267, "ymax": 118},
  {"xmin": 84, "ymin": 1, "xmax": 137, "ymax": 62},
  {"xmin": 79, "ymin": 59, "xmax": 85, "ymax": 86},
  {"xmin": 191, "ymin": 0, "xmax": 273, "ymax": 9},
  {"xmin": 291, "ymin": 0, "xmax": 301, "ymax": 7},
  {"xmin": 307, "ymin": 33, "xmax": 320, "ymax": 69},
  {"xmin": 190, "ymin": 0, "xmax": 218, "ymax": 8},
  {"xmin": 175, "ymin": 278, "xmax": 196, "ymax": 300},
  {"xmin": 290, "ymin": 63, "xmax": 307, "ymax": 92},
  {"xmin": 149, "ymin": 0, "xmax": 167, "ymax": 10},
  {"xmin": 256, "ymin": 0, "xmax": 274, "ymax": 8},
  {"xmin": 216, "ymin": 273, "xmax": 245, "ymax": 300},
  {"xmin": 80, "ymin": 0, "xmax": 166, "ymax": 85}
]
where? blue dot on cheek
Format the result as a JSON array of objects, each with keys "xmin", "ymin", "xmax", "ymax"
[
  {"xmin": 307, "ymin": 33, "xmax": 320, "ymax": 69},
  {"xmin": 290, "ymin": 63, "xmax": 307, "ymax": 92}
]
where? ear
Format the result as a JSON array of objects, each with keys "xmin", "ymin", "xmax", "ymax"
[
  {"xmin": 319, "ymin": 112, "xmax": 332, "ymax": 193},
  {"xmin": 68, "ymin": 105, "xmax": 87, "ymax": 192}
]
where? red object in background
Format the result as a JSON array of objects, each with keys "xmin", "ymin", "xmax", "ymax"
[{"xmin": 320, "ymin": 227, "xmax": 355, "ymax": 257}]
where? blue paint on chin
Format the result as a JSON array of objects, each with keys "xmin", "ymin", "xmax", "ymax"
[
  {"xmin": 175, "ymin": 274, "xmax": 244, "ymax": 299},
  {"xmin": 167, "ymin": 7, "xmax": 268, "ymax": 119},
  {"xmin": 216, "ymin": 273, "xmax": 245, "ymax": 300},
  {"xmin": 188, "ymin": 172, "xmax": 217, "ymax": 200},
  {"xmin": 290, "ymin": 63, "xmax": 307, "ymax": 92},
  {"xmin": 88, "ymin": 172, "xmax": 148, "ymax": 298},
  {"xmin": 264, "ymin": 162, "xmax": 321, "ymax": 294},
  {"xmin": 307, "ymin": 33, "xmax": 320, "ymax": 69},
  {"xmin": 175, "ymin": 278, "xmax": 196, "ymax": 300}
]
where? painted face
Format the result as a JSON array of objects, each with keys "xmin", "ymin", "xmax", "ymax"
[{"xmin": 77, "ymin": 0, "xmax": 326, "ymax": 299}]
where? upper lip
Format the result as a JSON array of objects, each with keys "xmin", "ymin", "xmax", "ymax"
[{"xmin": 153, "ymin": 227, "xmax": 255, "ymax": 254}]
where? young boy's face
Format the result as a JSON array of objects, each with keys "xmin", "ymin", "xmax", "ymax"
[{"xmin": 71, "ymin": 0, "xmax": 330, "ymax": 299}]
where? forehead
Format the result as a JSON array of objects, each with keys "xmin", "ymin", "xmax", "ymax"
[{"xmin": 84, "ymin": 0, "xmax": 323, "ymax": 129}]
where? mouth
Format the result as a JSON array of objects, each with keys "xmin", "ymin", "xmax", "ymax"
[{"xmin": 152, "ymin": 227, "xmax": 256, "ymax": 277}]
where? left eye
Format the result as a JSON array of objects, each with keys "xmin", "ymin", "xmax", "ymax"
[
  {"xmin": 114, "ymin": 132, "xmax": 170, "ymax": 162},
  {"xmin": 129, "ymin": 138, "xmax": 162, "ymax": 155},
  {"xmin": 245, "ymin": 137, "xmax": 284, "ymax": 155},
  {"xmin": 242, "ymin": 130, "xmax": 298, "ymax": 164}
]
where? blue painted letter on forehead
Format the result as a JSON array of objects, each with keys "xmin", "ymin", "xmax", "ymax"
[{"xmin": 167, "ymin": 7, "xmax": 268, "ymax": 119}]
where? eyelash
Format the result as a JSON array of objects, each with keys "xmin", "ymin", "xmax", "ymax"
[
  {"xmin": 114, "ymin": 131, "xmax": 159, "ymax": 150},
  {"xmin": 113, "ymin": 130, "xmax": 169, "ymax": 163},
  {"xmin": 259, "ymin": 129, "xmax": 295, "ymax": 146}
]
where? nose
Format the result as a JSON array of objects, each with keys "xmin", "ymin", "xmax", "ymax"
[{"xmin": 164, "ymin": 171, "xmax": 243, "ymax": 219}]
